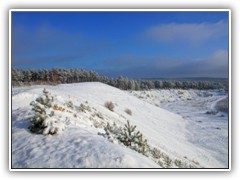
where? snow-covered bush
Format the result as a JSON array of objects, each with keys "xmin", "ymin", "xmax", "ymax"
[
  {"xmin": 93, "ymin": 112, "xmax": 104, "ymax": 120},
  {"xmin": 29, "ymin": 88, "xmax": 66, "ymax": 135},
  {"xmin": 103, "ymin": 122, "xmax": 122, "ymax": 143},
  {"xmin": 78, "ymin": 103, "xmax": 91, "ymax": 112},
  {"xmin": 65, "ymin": 100, "xmax": 74, "ymax": 109},
  {"xmin": 104, "ymin": 101, "xmax": 115, "ymax": 111},
  {"xmin": 150, "ymin": 147, "xmax": 162, "ymax": 159},
  {"xmin": 102, "ymin": 121, "xmax": 197, "ymax": 168},
  {"xmin": 103, "ymin": 121, "xmax": 150, "ymax": 156},
  {"xmin": 174, "ymin": 159, "xmax": 188, "ymax": 168},
  {"xmin": 92, "ymin": 119, "xmax": 104, "ymax": 129},
  {"xmin": 120, "ymin": 121, "xmax": 149, "ymax": 155},
  {"xmin": 29, "ymin": 101, "xmax": 48, "ymax": 134},
  {"xmin": 163, "ymin": 155, "xmax": 173, "ymax": 168},
  {"xmin": 125, "ymin": 108, "xmax": 132, "ymax": 116},
  {"xmin": 36, "ymin": 88, "xmax": 54, "ymax": 107}
]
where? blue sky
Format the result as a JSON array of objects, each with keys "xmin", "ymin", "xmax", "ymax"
[{"xmin": 12, "ymin": 11, "xmax": 229, "ymax": 78}]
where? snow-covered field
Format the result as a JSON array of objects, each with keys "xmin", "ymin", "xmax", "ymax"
[
  {"xmin": 11, "ymin": 82, "xmax": 229, "ymax": 169},
  {"xmin": 129, "ymin": 88, "xmax": 229, "ymax": 168}
]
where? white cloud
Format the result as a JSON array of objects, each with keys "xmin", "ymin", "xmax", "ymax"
[{"xmin": 145, "ymin": 20, "xmax": 228, "ymax": 43}]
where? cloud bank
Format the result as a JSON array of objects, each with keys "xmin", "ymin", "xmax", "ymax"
[
  {"xmin": 101, "ymin": 50, "xmax": 228, "ymax": 78},
  {"xmin": 145, "ymin": 20, "xmax": 228, "ymax": 44}
]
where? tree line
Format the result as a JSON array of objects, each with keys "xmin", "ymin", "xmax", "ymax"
[{"xmin": 12, "ymin": 68, "xmax": 228, "ymax": 91}]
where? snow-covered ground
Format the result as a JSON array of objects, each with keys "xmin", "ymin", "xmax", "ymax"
[
  {"xmin": 11, "ymin": 82, "xmax": 228, "ymax": 169},
  {"xmin": 129, "ymin": 88, "xmax": 229, "ymax": 168}
]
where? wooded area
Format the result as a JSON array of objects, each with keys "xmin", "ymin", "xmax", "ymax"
[{"xmin": 12, "ymin": 68, "xmax": 228, "ymax": 91}]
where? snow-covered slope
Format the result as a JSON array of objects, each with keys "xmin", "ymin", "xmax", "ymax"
[{"xmin": 11, "ymin": 82, "xmax": 225, "ymax": 168}]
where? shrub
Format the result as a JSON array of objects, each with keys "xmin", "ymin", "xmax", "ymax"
[
  {"xmin": 163, "ymin": 155, "xmax": 173, "ymax": 168},
  {"xmin": 78, "ymin": 103, "xmax": 91, "ymax": 112},
  {"xmin": 94, "ymin": 112, "xmax": 104, "ymax": 119},
  {"xmin": 174, "ymin": 159, "xmax": 183, "ymax": 168},
  {"xmin": 125, "ymin": 108, "xmax": 132, "ymax": 116},
  {"xmin": 36, "ymin": 88, "xmax": 54, "ymax": 108},
  {"xmin": 29, "ymin": 101, "xmax": 48, "ymax": 134},
  {"xmin": 174, "ymin": 159, "xmax": 188, "ymax": 168},
  {"xmin": 157, "ymin": 160, "xmax": 164, "ymax": 167},
  {"xmin": 104, "ymin": 101, "xmax": 115, "ymax": 111},
  {"xmin": 29, "ymin": 88, "xmax": 65, "ymax": 135},
  {"xmin": 103, "ymin": 122, "xmax": 122, "ymax": 142},
  {"xmin": 151, "ymin": 147, "xmax": 162, "ymax": 159},
  {"xmin": 66, "ymin": 100, "xmax": 74, "ymax": 109},
  {"xmin": 101, "ymin": 121, "xmax": 196, "ymax": 168},
  {"xmin": 103, "ymin": 120, "xmax": 149, "ymax": 156}
]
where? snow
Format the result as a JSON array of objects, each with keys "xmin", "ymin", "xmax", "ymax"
[
  {"xmin": 12, "ymin": 125, "xmax": 159, "ymax": 168},
  {"xmin": 129, "ymin": 88, "xmax": 228, "ymax": 168},
  {"xmin": 160, "ymin": 90, "xmax": 228, "ymax": 168},
  {"xmin": 11, "ymin": 82, "xmax": 228, "ymax": 169}
]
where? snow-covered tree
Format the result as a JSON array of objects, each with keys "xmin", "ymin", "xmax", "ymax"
[
  {"xmin": 103, "ymin": 121, "xmax": 150, "ymax": 156},
  {"xmin": 36, "ymin": 88, "xmax": 54, "ymax": 108},
  {"xmin": 103, "ymin": 122, "xmax": 122, "ymax": 143},
  {"xmin": 29, "ymin": 101, "xmax": 48, "ymax": 133},
  {"xmin": 29, "ymin": 88, "xmax": 65, "ymax": 135},
  {"xmin": 120, "ymin": 120, "xmax": 149, "ymax": 155},
  {"xmin": 12, "ymin": 67, "xmax": 228, "ymax": 91},
  {"xmin": 12, "ymin": 68, "xmax": 24, "ymax": 86}
]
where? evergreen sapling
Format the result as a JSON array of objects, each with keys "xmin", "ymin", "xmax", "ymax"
[
  {"xmin": 29, "ymin": 88, "xmax": 66, "ymax": 135},
  {"xmin": 103, "ymin": 120, "xmax": 150, "ymax": 156}
]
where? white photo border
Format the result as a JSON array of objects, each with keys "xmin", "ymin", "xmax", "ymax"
[{"xmin": 9, "ymin": 8, "xmax": 231, "ymax": 172}]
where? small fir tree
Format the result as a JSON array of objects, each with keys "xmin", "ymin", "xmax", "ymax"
[
  {"xmin": 66, "ymin": 100, "xmax": 74, "ymax": 109},
  {"xmin": 103, "ymin": 121, "xmax": 150, "ymax": 156},
  {"xmin": 36, "ymin": 88, "xmax": 54, "ymax": 108},
  {"xmin": 163, "ymin": 155, "xmax": 173, "ymax": 168},
  {"xmin": 29, "ymin": 88, "xmax": 65, "ymax": 135},
  {"xmin": 120, "ymin": 121, "xmax": 149, "ymax": 155},
  {"xmin": 103, "ymin": 122, "xmax": 122, "ymax": 143},
  {"xmin": 29, "ymin": 101, "xmax": 48, "ymax": 133}
]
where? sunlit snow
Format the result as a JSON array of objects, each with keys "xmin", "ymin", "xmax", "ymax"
[{"xmin": 11, "ymin": 82, "xmax": 228, "ymax": 168}]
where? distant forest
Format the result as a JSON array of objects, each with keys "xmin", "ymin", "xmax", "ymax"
[{"xmin": 12, "ymin": 68, "xmax": 228, "ymax": 91}]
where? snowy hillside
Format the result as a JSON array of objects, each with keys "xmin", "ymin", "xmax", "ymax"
[{"xmin": 11, "ymin": 82, "xmax": 228, "ymax": 169}]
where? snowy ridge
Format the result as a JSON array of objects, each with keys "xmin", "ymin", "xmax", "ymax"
[{"xmin": 12, "ymin": 82, "xmax": 226, "ymax": 168}]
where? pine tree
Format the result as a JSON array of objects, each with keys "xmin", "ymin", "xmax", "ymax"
[
  {"xmin": 29, "ymin": 88, "xmax": 53, "ymax": 133},
  {"xmin": 29, "ymin": 101, "xmax": 48, "ymax": 133},
  {"xmin": 103, "ymin": 121, "xmax": 150, "ymax": 155},
  {"xmin": 36, "ymin": 88, "xmax": 54, "ymax": 108},
  {"xmin": 103, "ymin": 122, "xmax": 122, "ymax": 143},
  {"xmin": 29, "ymin": 88, "xmax": 60, "ymax": 135}
]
